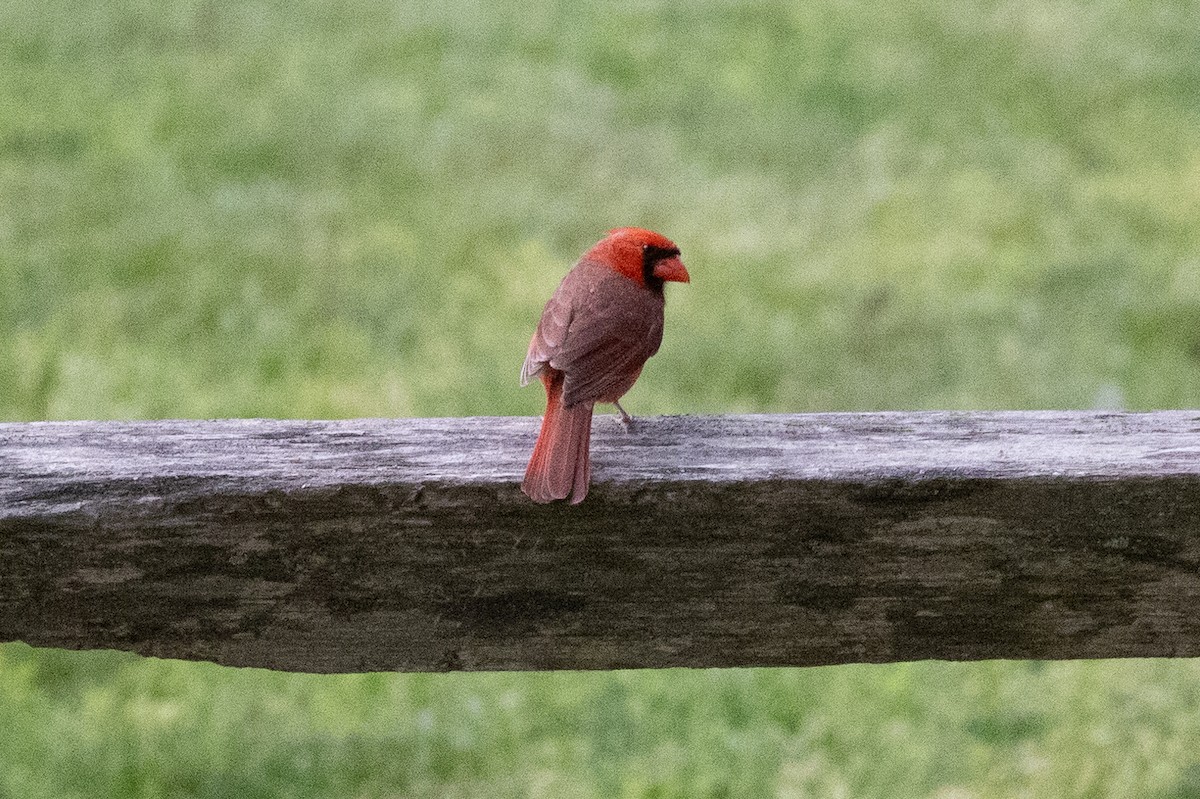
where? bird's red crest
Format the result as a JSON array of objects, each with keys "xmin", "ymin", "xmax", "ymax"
[{"xmin": 605, "ymin": 227, "xmax": 678, "ymax": 250}]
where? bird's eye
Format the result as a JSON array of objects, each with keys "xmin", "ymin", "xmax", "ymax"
[{"xmin": 641, "ymin": 243, "xmax": 649, "ymax": 251}]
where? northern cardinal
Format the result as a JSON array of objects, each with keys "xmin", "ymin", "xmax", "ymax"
[{"xmin": 521, "ymin": 227, "xmax": 690, "ymax": 504}]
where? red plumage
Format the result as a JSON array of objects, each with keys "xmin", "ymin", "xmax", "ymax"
[{"xmin": 521, "ymin": 227, "xmax": 690, "ymax": 504}]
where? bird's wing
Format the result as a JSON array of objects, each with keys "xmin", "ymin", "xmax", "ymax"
[
  {"xmin": 520, "ymin": 283, "xmax": 572, "ymax": 386},
  {"xmin": 551, "ymin": 269, "xmax": 664, "ymax": 407}
]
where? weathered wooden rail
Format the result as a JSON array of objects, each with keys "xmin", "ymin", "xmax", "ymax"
[{"xmin": 2, "ymin": 412, "xmax": 1199, "ymax": 673}]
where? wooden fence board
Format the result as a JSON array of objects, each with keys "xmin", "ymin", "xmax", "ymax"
[{"xmin": 2, "ymin": 411, "xmax": 1199, "ymax": 672}]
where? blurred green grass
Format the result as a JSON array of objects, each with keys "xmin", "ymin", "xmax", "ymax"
[
  {"xmin": 6, "ymin": 644, "xmax": 1200, "ymax": 799},
  {"xmin": 3, "ymin": 0, "xmax": 1199, "ymax": 420},
  {"xmin": 3, "ymin": 0, "xmax": 1200, "ymax": 796}
]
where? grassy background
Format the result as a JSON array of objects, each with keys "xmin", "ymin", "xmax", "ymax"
[
  {"xmin": 3, "ymin": 0, "xmax": 1200, "ymax": 795},
  {"xmin": 5, "ymin": 644, "xmax": 1200, "ymax": 799}
]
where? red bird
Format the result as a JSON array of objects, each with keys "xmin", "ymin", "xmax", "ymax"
[{"xmin": 521, "ymin": 227, "xmax": 690, "ymax": 504}]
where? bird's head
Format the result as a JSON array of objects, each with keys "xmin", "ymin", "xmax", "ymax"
[{"xmin": 585, "ymin": 227, "xmax": 690, "ymax": 293}]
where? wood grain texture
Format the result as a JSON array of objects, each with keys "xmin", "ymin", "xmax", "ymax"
[{"xmin": 2, "ymin": 411, "xmax": 1199, "ymax": 673}]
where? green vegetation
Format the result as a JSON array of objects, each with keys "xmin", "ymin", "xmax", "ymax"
[
  {"xmin": 4, "ymin": 645, "xmax": 1200, "ymax": 799},
  {"xmin": 3, "ymin": 0, "xmax": 1200, "ymax": 795},
  {"xmin": 4, "ymin": 0, "xmax": 1199, "ymax": 419}
]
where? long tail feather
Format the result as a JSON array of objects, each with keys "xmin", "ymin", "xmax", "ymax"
[{"xmin": 522, "ymin": 372, "xmax": 593, "ymax": 504}]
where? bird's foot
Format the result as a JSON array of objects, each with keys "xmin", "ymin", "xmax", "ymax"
[{"xmin": 613, "ymin": 401, "xmax": 634, "ymax": 431}]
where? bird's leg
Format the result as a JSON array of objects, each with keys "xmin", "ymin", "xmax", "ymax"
[{"xmin": 613, "ymin": 400, "xmax": 634, "ymax": 430}]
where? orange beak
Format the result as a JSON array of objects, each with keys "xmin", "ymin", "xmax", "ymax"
[{"xmin": 652, "ymin": 255, "xmax": 690, "ymax": 284}]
